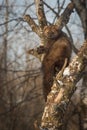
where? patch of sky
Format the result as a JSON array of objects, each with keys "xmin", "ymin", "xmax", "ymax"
[{"xmin": 68, "ymin": 11, "xmax": 84, "ymax": 44}]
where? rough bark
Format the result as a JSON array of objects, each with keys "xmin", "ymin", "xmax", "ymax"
[
  {"xmin": 23, "ymin": 14, "xmax": 39, "ymax": 36},
  {"xmin": 55, "ymin": 3, "xmax": 74, "ymax": 30},
  {"xmin": 41, "ymin": 40, "xmax": 87, "ymax": 130}
]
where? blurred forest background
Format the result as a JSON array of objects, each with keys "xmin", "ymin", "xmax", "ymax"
[{"xmin": 0, "ymin": 0, "xmax": 85, "ymax": 130}]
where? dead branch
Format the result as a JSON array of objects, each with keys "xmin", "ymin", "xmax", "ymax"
[
  {"xmin": 34, "ymin": 0, "xmax": 47, "ymax": 46},
  {"xmin": 23, "ymin": 14, "xmax": 39, "ymax": 35},
  {"xmin": 55, "ymin": 2, "xmax": 74, "ymax": 30},
  {"xmin": 35, "ymin": 0, "xmax": 47, "ymax": 27}
]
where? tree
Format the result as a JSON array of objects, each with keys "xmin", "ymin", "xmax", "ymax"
[{"xmin": 23, "ymin": 0, "xmax": 87, "ymax": 130}]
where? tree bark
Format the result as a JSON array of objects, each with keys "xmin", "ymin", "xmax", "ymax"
[{"xmin": 41, "ymin": 40, "xmax": 87, "ymax": 130}]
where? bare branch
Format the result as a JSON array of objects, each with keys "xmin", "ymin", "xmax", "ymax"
[
  {"xmin": 23, "ymin": 2, "xmax": 35, "ymax": 15},
  {"xmin": 34, "ymin": 0, "xmax": 47, "ymax": 46},
  {"xmin": 0, "ymin": 17, "xmax": 23, "ymax": 26},
  {"xmin": 55, "ymin": 2, "xmax": 74, "ymax": 30},
  {"xmin": 23, "ymin": 14, "xmax": 39, "ymax": 35},
  {"xmin": 43, "ymin": 1, "xmax": 58, "ymax": 16},
  {"xmin": 35, "ymin": 0, "xmax": 47, "ymax": 28}
]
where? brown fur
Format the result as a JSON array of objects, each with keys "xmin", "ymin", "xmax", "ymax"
[{"xmin": 42, "ymin": 25, "xmax": 72, "ymax": 101}]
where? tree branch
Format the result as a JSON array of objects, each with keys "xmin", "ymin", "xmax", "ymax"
[
  {"xmin": 55, "ymin": 2, "xmax": 74, "ymax": 30},
  {"xmin": 23, "ymin": 14, "xmax": 40, "ymax": 35},
  {"xmin": 35, "ymin": 0, "xmax": 47, "ymax": 27},
  {"xmin": 41, "ymin": 40, "xmax": 87, "ymax": 130},
  {"xmin": 34, "ymin": 0, "xmax": 47, "ymax": 46}
]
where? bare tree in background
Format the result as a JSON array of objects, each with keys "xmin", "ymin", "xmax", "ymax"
[
  {"xmin": 4, "ymin": 0, "xmax": 8, "ymax": 74},
  {"xmin": 0, "ymin": 1, "xmax": 44, "ymax": 130}
]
